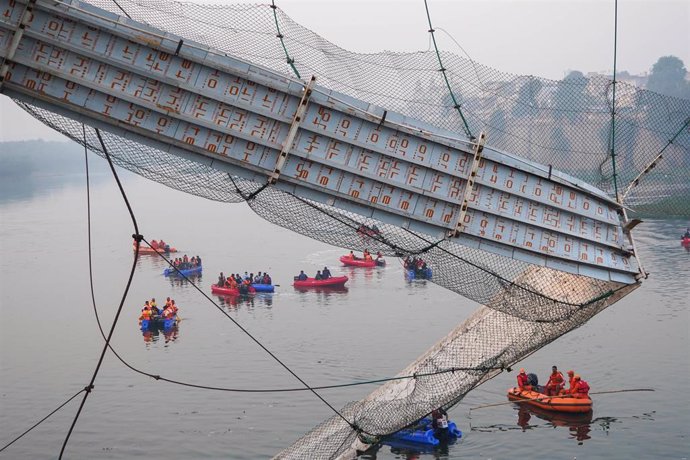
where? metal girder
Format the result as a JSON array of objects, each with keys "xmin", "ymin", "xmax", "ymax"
[{"xmin": 0, "ymin": 0, "xmax": 641, "ymax": 283}]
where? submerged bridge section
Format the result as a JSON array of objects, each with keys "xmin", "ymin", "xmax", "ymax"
[{"xmin": 0, "ymin": 0, "xmax": 640, "ymax": 284}]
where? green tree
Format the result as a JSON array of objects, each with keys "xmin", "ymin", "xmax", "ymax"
[
  {"xmin": 553, "ymin": 70, "xmax": 589, "ymax": 121},
  {"xmin": 647, "ymin": 56, "xmax": 690, "ymax": 99}
]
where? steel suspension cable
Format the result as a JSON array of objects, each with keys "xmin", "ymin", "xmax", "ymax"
[
  {"xmin": 0, "ymin": 388, "xmax": 86, "ymax": 454},
  {"xmin": 609, "ymin": 0, "xmax": 620, "ymax": 201},
  {"xmin": 58, "ymin": 129, "xmax": 141, "ymax": 459},
  {"xmin": 423, "ymin": 0, "xmax": 474, "ymax": 140},
  {"xmin": 271, "ymin": 0, "xmax": 301, "ymax": 79}
]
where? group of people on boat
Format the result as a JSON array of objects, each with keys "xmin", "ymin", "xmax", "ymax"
[
  {"xmin": 404, "ymin": 256, "xmax": 429, "ymax": 274},
  {"xmin": 149, "ymin": 239, "xmax": 172, "ymax": 251},
  {"xmin": 138, "ymin": 297, "xmax": 180, "ymax": 321},
  {"xmin": 218, "ymin": 271, "xmax": 272, "ymax": 290},
  {"xmin": 344, "ymin": 249, "xmax": 383, "ymax": 262},
  {"xmin": 172, "ymin": 255, "xmax": 201, "ymax": 270},
  {"xmin": 295, "ymin": 267, "xmax": 332, "ymax": 281},
  {"xmin": 517, "ymin": 365, "xmax": 590, "ymax": 399}
]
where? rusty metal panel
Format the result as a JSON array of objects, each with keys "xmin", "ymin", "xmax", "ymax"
[{"xmin": 0, "ymin": 0, "xmax": 639, "ymax": 282}]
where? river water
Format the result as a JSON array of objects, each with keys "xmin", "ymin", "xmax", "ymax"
[{"xmin": 0, "ymin": 153, "xmax": 688, "ymax": 459}]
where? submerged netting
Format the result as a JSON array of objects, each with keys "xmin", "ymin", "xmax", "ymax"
[{"xmin": 9, "ymin": 0, "xmax": 689, "ymax": 457}]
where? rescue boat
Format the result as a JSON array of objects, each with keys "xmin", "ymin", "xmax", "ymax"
[
  {"xmin": 163, "ymin": 265, "xmax": 202, "ymax": 277},
  {"xmin": 293, "ymin": 276, "xmax": 348, "ymax": 288},
  {"xmin": 140, "ymin": 315, "xmax": 177, "ymax": 330},
  {"xmin": 135, "ymin": 245, "xmax": 177, "ymax": 255},
  {"xmin": 386, "ymin": 417, "xmax": 462, "ymax": 446},
  {"xmin": 211, "ymin": 284, "xmax": 257, "ymax": 296},
  {"xmin": 405, "ymin": 267, "xmax": 433, "ymax": 280},
  {"xmin": 339, "ymin": 256, "xmax": 385, "ymax": 267},
  {"xmin": 507, "ymin": 387, "xmax": 592, "ymax": 413}
]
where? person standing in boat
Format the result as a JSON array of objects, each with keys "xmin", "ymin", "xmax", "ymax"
[
  {"xmin": 322, "ymin": 267, "xmax": 332, "ymax": 279},
  {"xmin": 683, "ymin": 228, "xmax": 690, "ymax": 239},
  {"xmin": 218, "ymin": 272, "xmax": 225, "ymax": 287},
  {"xmin": 545, "ymin": 365, "xmax": 565, "ymax": 396},
  {"xmin": 517, "ymin": 368, "xmax": 531, "ymax": 390},
  {"xmin": 565, "ymin": 370, "xmax": 576, "ymax": 394}
]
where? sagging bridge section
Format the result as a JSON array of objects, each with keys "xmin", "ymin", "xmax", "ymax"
[{"xmin": 0, "ymin": 0, "xmax": 641, "ymax": 284}]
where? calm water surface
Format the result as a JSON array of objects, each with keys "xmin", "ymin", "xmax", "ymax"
[{"xmin": 0, "ymin": 163, "xmax": 688, "ymax": 459}]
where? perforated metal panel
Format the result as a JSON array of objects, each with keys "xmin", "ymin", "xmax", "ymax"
[{"xmin": 0, "ymin": 0, "xmax": 640, "ymax": 283}]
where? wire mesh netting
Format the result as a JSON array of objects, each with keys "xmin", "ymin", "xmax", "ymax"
[
  {"xmin": 77, "ymin": 0, "xmax": 690, "ymax": 217},
  {"xmin": 8, "ymin": 0, "xmax": 689, "ymax": 457}
]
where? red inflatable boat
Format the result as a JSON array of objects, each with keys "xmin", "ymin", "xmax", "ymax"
[
  {"xmin": 211, "ymin": 284, "xmax": 256, "ymax": 295},
  {"xmin": 339, "ymin": 256, "xmax": 385, "ymax": 267},
  {"xmin": 293, "ymin": 276, "xmax": 348, "ymax": 288}
]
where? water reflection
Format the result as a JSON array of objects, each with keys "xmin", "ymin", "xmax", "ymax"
[
  {"xmin": 363, "ymin": 435, "xmax": 458, "ymax": 459},
  {"xmin": 516, "ymin": 406, "xmax": 593, "ymax": 444},
  {"xmin": 166, "ymin": 273, "xmax": 202, "ymax": 287},
  {"xmin": 293, "ymin": 285, "xmax": 349, "ymax": 295},
  {"xmin": 343, "ymin": 266, "xmax": 386, "ymax": 283},
  {"xmin": 141, "ymin": 324, "xmax": 180, "ymax": 345},
  {"xmin": 216, "ymin": 293, "xmax": 274, "ymax": 310}
]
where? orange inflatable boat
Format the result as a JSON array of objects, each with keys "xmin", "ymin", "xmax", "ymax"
[
  {"xmin": 507, "ymin": 387, "xmax": 592, "ymax": 413},
  {"xmin": 134, "ymin": 245, "xmax": 177, "ymax": 255}
]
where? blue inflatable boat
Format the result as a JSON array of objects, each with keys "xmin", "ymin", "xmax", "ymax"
[
  {"xmin": 140, "ymin": 316, "xmax": 177, "ymax": 330},
  {"xmin": 251, "ymin": 283, "xmax": 275, "ymax": 293},
  {"xmin": 163, "ymin": 265, "xmax": 202, "ymax": 277},
  {"xmin": 405, "ymin": 267, "xmax": 432, "ymax": 280},
  {"xmin": 387, "ymin": 417, "xmax": 461, "ymax": 446}
]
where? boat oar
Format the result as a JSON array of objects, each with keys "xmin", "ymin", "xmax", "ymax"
[
  {"xmin": 469, "ymin": 394, "xmax": 551, "ymax": 412},
  {"xmin": 588, "ymin": 388, "xmax": 654, "ymax": 396},
  {"xmin": 469, "ymin": 388, "xmax": 654, "ymax": 412}
]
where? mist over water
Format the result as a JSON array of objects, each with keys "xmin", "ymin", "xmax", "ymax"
[{"xmin": 0, "ymin": 153, "xmax": 688, "ymax": 459}]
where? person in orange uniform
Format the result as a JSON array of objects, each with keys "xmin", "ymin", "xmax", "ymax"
[
  {"xmin": 139, "ymin": 306, "xmax": 151, "ymax": 321},
  {"xmin": 516, "ymin": 368, "xmax": 530, "ymax": 390},
  {"xmin": 545, "ymin": 365, "xmax": 565, "ymax": 396},
  {"xmin": 571, "ymin": 375, "xmax": 590, "ymax": 399},
  {"xmin": 565, "ymin": 370, "xmax": 576, "ymax": 394}
]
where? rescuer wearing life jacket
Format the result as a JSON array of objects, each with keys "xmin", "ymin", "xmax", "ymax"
[
  {"xmin": 516, "ymin": 368, "xmax": 530, "ymax": 390},
  {"xmin": 363, "ymin": 249, "xmax": 373, "ymax": 261},
  {"xmin": 565, "ymin": 370, "xmax": 576, "ymax": 394},
  {"xmin": 545, "ymin": 365, "xmax": 565, "ymax": 396},
  {"xmin": 150, "ymin": 298, "xmax": 159, "ymax": 315},
  {"xmin": 571, "ymin": 375, "xmax": 590, "ymax": 398},
  {"xmin": 139, "ymin": 306, "xmax": 151, "ymax": 321}
]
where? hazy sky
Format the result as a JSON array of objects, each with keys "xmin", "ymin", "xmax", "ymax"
[{"xmin": 1, "ymin": 0, "xmax": 688, "ymax": 142}]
